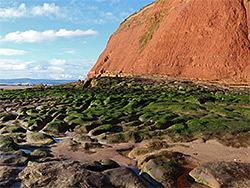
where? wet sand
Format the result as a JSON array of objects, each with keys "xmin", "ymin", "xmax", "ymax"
[
  {"xmin": 50, "ymin": 139, "xmax": 250, "ymax": 167},
  {"xmin": 0, "ymin": 86, "xmax": 34, "ymax": 90}
]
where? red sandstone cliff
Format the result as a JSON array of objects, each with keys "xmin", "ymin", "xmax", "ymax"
[{"xmin": 88, "ymin": 0, "xmax": 250, "ymax": 84}]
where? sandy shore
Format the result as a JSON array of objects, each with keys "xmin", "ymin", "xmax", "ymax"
[{"xmin": 50, "ymin": 139, "xmax": 250, "ymax": 167}]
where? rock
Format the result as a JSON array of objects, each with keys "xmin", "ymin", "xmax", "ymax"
[
  {"xmin": 140, "ymin": 158, "xmax": 184, "ymax": 187},
  {"xmin": 73, "ymin": 134, "xmax": 93, "ymax": 142},
  {"xmin": 42, "ymin": 120, "xmax": 68, "ymax": 134},
  {"xmin": 88, "ymin": 124, "xmax": 123, "ymax": 136},
  {"xmin": 128, "ymin": 147, "xmax": 153, "ymax": 159},
  {"xmin": 73, "ymin": 121, "xmax": 102, "ymax": 134},
  {"xmin": 19, "ymin": 160, "xmax": 147, "ymax": 188},
  {"xmin": 0, "ymin": 125, "xmax": 26, "ymax": 134},
  {"xmin": 145, "ymin": 140, "xmax": 169, "ymax": 150},
  {"xmin": 0, "ymin": 151, "xmax": 29, "ymax": 166},
  {"xmin": 0, "ymin": 166, "xmax": 22, "ymax": 187},
  {"xmin": 128, "ymin": 140, "xmax": 169, "ymax": 159},
  {"xmin": 103, "ymin": 167, "xmax": 148, "ymax": 188},
  {"xmin": 138, "ymin": 150, "xmax": 187, "ymax": 169},
  {"xmin": 21, "ymin": 118, "xmax": 43, "ymax": 131},
  {"xmin": 0, "ymin": 135, "xmax": 18, "ymax": 152},
  {"xmin": 26, "ymin": 132, "xmax": 55, "ymax": 145},
  {"xmin": 83, "ymin": 159, "xmax": 120, "ymax": 172},
  {"xmin": 61, "ymin": 139, "xmax": 104, "ymax": 152},
  {"xmin": 0, "ymin": 112, "xmax": 17, "ymax": 121},
  {"xmin": 189, "ymin": 161, "xmax": 250, "ymax": 188},
  {"xmin": 30, "ymin": 148, "xmax": 53, "ymax": 159}
]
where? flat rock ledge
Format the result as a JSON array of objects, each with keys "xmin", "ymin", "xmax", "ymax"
[
  {"xmin": 19, "ymin": 160, "xmax": 147, "ymax": 188},
  {"xmin": 189, "ymin": 161, "xmax": 250, "ymax": 188}
]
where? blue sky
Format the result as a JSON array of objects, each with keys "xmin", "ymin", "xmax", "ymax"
[{"xmin": 0, "ymin": 0, "xmax": 154, "ymax": 80}]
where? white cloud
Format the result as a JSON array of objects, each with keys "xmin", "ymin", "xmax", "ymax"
[
  {"xmin": 48, "ymin": 66, "xmax": 65, "ymax": 72},
  {"xmin": 31, "ymin": 3, "xmax": 60, "ymax": 16},
  {"xmin": 0, "ymin": 59, "xmax": 28, "ymax": 70},
  {"xmin": 49, "ymin": 59, "xmax": 66, "ymax": 66},
  {"xmin": 1, "ymin": 29, "xmax": 99, "ymax": 43},
  {"xmin": 0, "ymin": 3, "xmax": 26, "ymax": 19},
  {"xmin": 0, "ymin": 48, "xmax": 27, "ymax": 56},
  {"xmin": 0, "ymin": 3, "xmax": 62, "ymax": 20},
  {"xmin": 65, "ymin": 50, "xmax": 76, "ymax": 55},
  {"xmin": 0, "ymin": 58, "xmax": 95, "ymax": 80},
  {"xmin": 61, "ymin": 74, "xmax": 73, "ymax": 79}
]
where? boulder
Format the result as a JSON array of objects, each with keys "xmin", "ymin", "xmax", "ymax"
[
  {"xmin": 189, "ymin": 161, "xmax": 250, "ymax": 188},
  {"xmin": 138, "ymin": 150, "xmax": 187, "ymax": 169},
  {"xmin": 140, "ymin": 158, "xmax": 184, "ymax": 187}
]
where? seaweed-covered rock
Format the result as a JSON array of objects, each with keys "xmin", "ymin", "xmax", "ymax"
[
  {"xmin": 0, "ymin": 135, "xmax": 18, "ymax": 152},
  {"xmin": 26, "ymin": 132, "xmax": 55, "ymax": 145},
  {"xmin": 189, "ymin": 161, "xmax": 250, "ymax": 188},
  {"xmin": 0, "ymin": 112, "xmax": 17, "ymax": 122},
  {"xmin": 0, "ymin": 125, "xmax": 26, "ymax": 134},
  {"xmin": 89, "ymin": 124, "xmax": 123, "ymax": 136},
  {"xmin": 30, "ymin": 148, "xmax": 53, "ymax": 159},
  {"xmin": 73, "ymin": 121, "xmax": 102, "ymax": 134},
  {"xmin": 22, "ymin": 118, "xmax": 43, "ymax": 131},
  {"xmin": 73, "ymin": 134, "xmax": 92, "ymax": 142},
  {"xmin": 42, "ymin": 120, "xmax": 68, "ymax": 134},
  {"xmin": 145, "ymin": 140, "xmax": 169, "ymax": 150}
]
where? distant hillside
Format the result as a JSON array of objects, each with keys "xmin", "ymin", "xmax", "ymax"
[
  {"xmin": 88, "ymin": 0, "xmax": 250, "ymax": 85},
  {"xmin": 0, "ymin": 78, "xmax": 75, "ymax": 85}
]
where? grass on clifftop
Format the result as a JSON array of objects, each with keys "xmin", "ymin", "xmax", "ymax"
[{"xmin": 139, "ymin": 11, "xmax": 165, "ymax": 52}]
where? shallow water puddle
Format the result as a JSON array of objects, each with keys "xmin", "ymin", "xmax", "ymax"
[
  {"xmin": 3, "ymin": 121, "xmax": 14, "ymax": 125},
  {"xmin": 119, "ymin": 164, "xmax": 153, "ymax": 188},
  {"xmin": 10, "ymin": 181, "xmax": 22, "ymax": 188},
  {"xmin": 19, "ymin": 149, "xmax": 32, "ymax": 154}
]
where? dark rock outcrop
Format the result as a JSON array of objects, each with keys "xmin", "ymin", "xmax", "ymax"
[
  {"xmin": 0, "ymin": 166, "xmax": 22, "ymax": 187},
  {"xmin": 0, "ymin": 151, "xmax": 29, "ymax": 167}
]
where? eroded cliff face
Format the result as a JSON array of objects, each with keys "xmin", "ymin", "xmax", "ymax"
[{"xmin": 88, "ymin": 0, "xmax": 250, "ymax": 84}]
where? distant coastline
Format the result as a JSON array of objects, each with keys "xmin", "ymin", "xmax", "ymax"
[{"xmin": 0, "ymin": 78, "xmax": 75, "ymax": 86}]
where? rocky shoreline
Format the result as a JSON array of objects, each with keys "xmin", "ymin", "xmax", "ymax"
[{"xmin": 0, "ymin": 76, "xmax": 250, "ymax": 187}]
